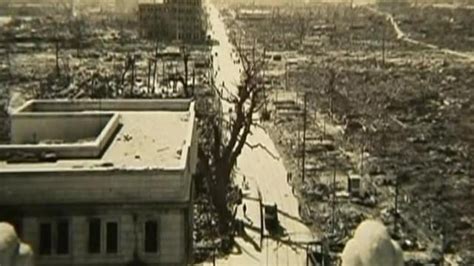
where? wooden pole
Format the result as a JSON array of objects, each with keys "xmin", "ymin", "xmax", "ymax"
[
  {"xmin": 192, "ymin": 68, "xmax": 195, "ymax": 96},
  {"xmin": 152, "ymin": 58, "xmax": 157, "ymax": 93},
  {"xmin": 302, "ymin": 93, "xmax": 307, "ymax": 182},
  {"xmin": 382, "ymin": 21, "xmax": 386, "ymax": 67},
  {"xmin": 259, "ymin": 191, "xmax": 264, "ymax": 249},
  {"xmin": 147, "ymin": 59, "xmax": 151, "ymax": 93},
  {"xmin": 332, "ymin": 160, "xmax": 336, "ymax": 234},
  {"xmin": 394, "ymin": 174, "xmax": 399, "ymax": 234},
  {"xmin": 131, "ymin": 56, "xmax": 135, "ymax": 92},
  {"xmin": 55, "ymin": 38, "xmax": 60, "ymax": 77}
]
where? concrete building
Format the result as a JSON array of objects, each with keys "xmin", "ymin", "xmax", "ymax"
[
  {"xmin": 115, "ymin": 0, "xmax": 139, "ymax": 13},
  {"xmin": 0, "ymin": 99, "xmax": 198, "ymax": 266},
  {"xmin": 0, "ymin": 0, "xmax": 74, "ymax": 16},
  {"xmin": 138, "ymin": 0, "xmax": 207, "ymax": 43}
]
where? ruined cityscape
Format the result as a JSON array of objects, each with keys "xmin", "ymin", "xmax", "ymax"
[{"xmin": 0, "ymin": 0, "xmax": 472, "ymax": 265}]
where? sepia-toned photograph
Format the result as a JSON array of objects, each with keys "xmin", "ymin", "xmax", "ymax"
[{"xmin": 0, "ymin": 0, "xmax": 472, "ymax": 265}]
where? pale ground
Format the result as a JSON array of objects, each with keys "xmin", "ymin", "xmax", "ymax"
[{"xmin": 200, "ymin": 2, "xmax": 315, "ymax": 265}]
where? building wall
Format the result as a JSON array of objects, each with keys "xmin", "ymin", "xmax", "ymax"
[
  {"xmin": 0, "ymin": 169, "xmax": 190, "ymax": 205},
  {"xmin": 138, "ymin": 0, "xmax": 206, "ymax": 43},
  {"xmin": 19, "ymin": 208, "xmax": 187, "ymax": 265}
]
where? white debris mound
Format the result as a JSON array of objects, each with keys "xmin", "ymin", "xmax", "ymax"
[
  {"xmin": 341, "ymin": 220, "xmax": 404, "ymax": 266},
  {"xmin": 0, "ymin": 222, "xmax": 34, "ymax": 266}
]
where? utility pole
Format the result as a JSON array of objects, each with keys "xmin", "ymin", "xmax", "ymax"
[
  {"xmin": 328, "ymin": 69, "xmax": 335, "ymax": 118},
  {"xmin": 297, "ymin": 125, "xmax": 301, "ymax": 171},
  {"xmin": 382, "ymin": 21, "xmax": 386, "ymax": 67},
  {"xmin": 162, "ymin": 58, "xmax": 165, "ymax": 84},
  {"xmin": 322, "ymin": 118, "xmax": 326, "ymax": 141},
  {"xmin": 360, "ymin": 139, "xmax": 365, "ymax": 174},
  {"xmin": 258, "ymin": 190, "xmax": 263, "ymax": 249},
  {"xmin": 302, "ymin": 93, "xmax": 307, "ymax": 183},
  {"xmin": 55, "ymin": 38, "xmax": 60, "ymax": 77},
  {"xmin": 262, "ymin": 47, "xmax": 267, "ymax": 112},
  {"xmin": 131, "ymin": 55, "xmax": 135, "ymax": 93},
  {"xmin": 152, "ymin": 57, "xmax": 157, "ymax": 93},
  {"xmin": 394, "ymin": 174, "xmax": 399, "ymax": 235},
  {"xmin": 332, "ymin": 160, "xmax": 337, "ymax": 234},
  {"xmin": 147, "ymin": 59, "xmax": 151, "ymax": 93},
  {"xmin": 192, "ymin": 68, "xmax": 195, "ymax": 96}
]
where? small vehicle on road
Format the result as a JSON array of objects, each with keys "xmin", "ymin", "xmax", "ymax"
[{"xmin": 264, "ymin": 204, "xmax": 279, "ymax": 234}]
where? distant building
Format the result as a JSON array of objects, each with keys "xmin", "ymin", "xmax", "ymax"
[
  {"xmin": 0, "ymin": 0, "xmax": 74, "ymax": 16},
  {"xmin": 0, "ymin": 99, "xmax": 198, "ymax": 265},
  {"xmin": 236, "ymin": 9, "xmax": 272, "ymax": 21},
  {"xmin": 115, "ymin": 0, "xmax": 139, "ymax": 13},
  {"xmin": 138, "ymin": 0, "xmax": 207, "ymax": 43}
]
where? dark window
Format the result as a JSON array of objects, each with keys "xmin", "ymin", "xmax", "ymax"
[
  {"xmin": 106, "ymin": 222, "xmax": 118, "ymax": 254},
  {"xmin": 56, "ymin": 220, "xmax": 69, "ymax": 254},
  {"xmin": 144, "ymin": 220, "xmax": 158, "ymax": 253},
  {"xmin": 88, "ymin": 219, "xmax": 101, "ymax": 254},
  {"xmin": 39, "ymin": 223, "xmax": 52, "ymax": 255}
]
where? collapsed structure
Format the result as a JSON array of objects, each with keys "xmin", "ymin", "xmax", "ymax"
[
  {"xmin": 0, "ymin": 99, "xmax": 198, "ymax": 265},
  {"xmin": 138, "ymin": 0, "xmax": 207, "ymax": 43}
]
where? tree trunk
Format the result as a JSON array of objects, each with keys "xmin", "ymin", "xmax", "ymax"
[{"xmin": 211, "ymin": 162, "xmax": 234, "ymax": 234}]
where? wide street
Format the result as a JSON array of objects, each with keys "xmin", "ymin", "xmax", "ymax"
[{"xmin": 203, "ymin": 2, "xmax": 315, "ymax": 265}]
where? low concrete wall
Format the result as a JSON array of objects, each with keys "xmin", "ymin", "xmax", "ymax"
[
  {"xmin": 17, "ymin": 99, "xmax": 192, "ymax": 113},
  {"xmin": 0, "ymin": 114, "xmax": 120, "ymax": 159},
  {"xmin": 11, "ymin": 113, "xmax": 114, "ymax": 144}
]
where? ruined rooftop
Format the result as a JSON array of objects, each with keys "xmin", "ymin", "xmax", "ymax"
[{"xmin": 0, "ymin": 99, "xmax": 196, "ymax": 172}]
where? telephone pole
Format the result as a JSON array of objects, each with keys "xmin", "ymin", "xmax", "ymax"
[
  {"xmin": 301, "ymin": 93, "xmax": 307, "ymax": 182},
  {"xmin": 382, "ymin": 21, "xmax": 386, "ymax": 67},
  {"xmin": 394, "ymin": 174, "xmax": 399, "ymax": 235},
  {"xmin": 332, "ymin": 160, "xmax": 337, "ymax": 234}
]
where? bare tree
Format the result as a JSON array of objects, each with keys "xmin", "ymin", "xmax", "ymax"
[{"xmin": 199, "ymin": 44, "xmax": 267, "ymax": 234}]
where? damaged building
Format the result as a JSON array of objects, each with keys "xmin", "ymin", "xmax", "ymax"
[
  {"xmin": 138, "ymin": 0, "xmax": 207, "ymax": 43},
  {"xmin": 0, "ymin": 0, "xmax": 75, "ymax": 16},
  {"xmin": 0, "ymin": 99, "xmax": 198, "ymax": 265}
]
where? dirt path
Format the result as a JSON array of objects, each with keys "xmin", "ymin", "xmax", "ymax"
[{"xmin": 366, "ymin": 6, "xmax": 474, "ymax": 62}]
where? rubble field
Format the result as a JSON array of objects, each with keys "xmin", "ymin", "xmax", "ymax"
[
  {"xmin": 380, "ymin": 4, "xmax": 474, "ymax": 52},
  {"xmin": 225, "ymin": 2, "xmax": 473, "ymax": 264},
  {"xmin": 0, "ymin": 12, "xmax": 213, "ymax": 111}
]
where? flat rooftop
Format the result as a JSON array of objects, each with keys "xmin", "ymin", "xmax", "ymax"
[{"xmin": 0, "ymin": 99, "xmax": 195, "ymax": 172}]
